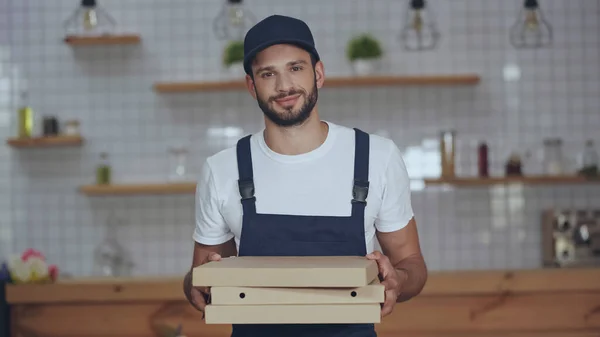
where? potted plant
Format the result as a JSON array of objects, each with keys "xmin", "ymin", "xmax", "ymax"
[
  {"xmin": 346, "ymin": 34, "xmax": 383, "ymax": 76},
  {"xmin": 222, "ymin": 40, "xmax": 245, "ymax": 78}
]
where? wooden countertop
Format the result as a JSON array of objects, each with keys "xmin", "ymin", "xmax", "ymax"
[{"xmin": 6, "ymin": 267, "xmax": 600, "ymax": 304}]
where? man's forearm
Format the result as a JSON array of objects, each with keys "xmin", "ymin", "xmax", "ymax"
[
  {"xmin": 394, "ymin": 253, "xmax": 428, "ymax": 302},
  {"xmin": 183, "ymin": 268, "xmax": 194, "ymax": 300}
]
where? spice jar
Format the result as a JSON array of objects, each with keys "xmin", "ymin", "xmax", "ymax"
[
  {"xmin": 64, "ymin": 120, "xmax": 80, "ymax": 135},
  {"xmin": 505, "ymin": 153, "xmax": 522, "ymax": 176},
  {"xmin": 543, "ymin": 138, "xmax": 564, "ymax": 175}
]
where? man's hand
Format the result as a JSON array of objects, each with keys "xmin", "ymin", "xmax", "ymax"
[
  {"xmin": 183, "ymin": 252, "xmax": 222, "ymax": 317},
  {"xmin": 366, "ymin": 250, "xmax": 407, "ymax": 317}
]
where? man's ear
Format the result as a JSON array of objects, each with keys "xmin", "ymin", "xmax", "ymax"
[
  {"xmin": 245, "ymin": 74, "xmax": 257, "ymax": 99},
  {"xmin": 314, "ymin": 60, "xmax": 325, "ymax": 89}
]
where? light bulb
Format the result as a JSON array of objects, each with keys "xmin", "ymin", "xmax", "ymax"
[
  {"xmin": 63, "ymin": 0, "xmax": 116, "ymax": 36},
  {"xmin": 213, "ymin": 0, "xmax": 256, "ymax": 41},
  {"xmin": 399, "ymin": 0, "xmax": 440, "ymax": 51},
  {"xmin": 83, "ymin": 7, "xmax": 97, "ymax": 30},
  {"xmin": 510, "ymin": 0, "xmax": 552, "ymax": 49}
]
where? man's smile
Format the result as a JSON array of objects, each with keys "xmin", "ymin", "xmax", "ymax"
[{"xmin": 274, "ymin": 94, "xmax": 301, "ymax": 108}]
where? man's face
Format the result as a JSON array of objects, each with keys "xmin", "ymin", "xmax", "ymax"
[{"xmin": 246, "ymin": 44, "xmax": 324, "ymax": 127}]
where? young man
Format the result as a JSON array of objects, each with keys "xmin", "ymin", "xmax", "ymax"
[{"xmin": 183, "ymin": 14, "xmax": 427, "ymax": 337}]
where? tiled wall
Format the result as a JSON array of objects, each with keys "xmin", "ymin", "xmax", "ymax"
[{"xmin": 1, "ymin": 0, "xmax": 598, "ymax": 277}]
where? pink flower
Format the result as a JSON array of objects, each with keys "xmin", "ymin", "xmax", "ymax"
[
  {"xmin": 21, "ymin": 249, "xmax": 45, "ymax": 262},
  {"xmin": 48, "ymin": 265, "xmax": 59, "ymax": 282}
]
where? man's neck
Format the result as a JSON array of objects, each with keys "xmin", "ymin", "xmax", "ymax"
[{"xmin": 263, "ymin": 113, "xmax": 328, "ymax": 155}]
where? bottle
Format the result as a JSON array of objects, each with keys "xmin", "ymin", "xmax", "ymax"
[
  {"xmin": 17, "ymin": 91, "xmax": 33, "ymax": 138},
  {"xmin": 478, "ymin": 142, "xmax": 489, "ymax": 177},
  {"xmin": 579, "ymin": 140, "xmax": 598, "ymax": 177},
  {"xmin": 96, "ymin": 152, "xmax": 111, "ymax": 185},
  {"xmin": 440, "ymin": 130, "xmax": 456, "ymax": 178}
]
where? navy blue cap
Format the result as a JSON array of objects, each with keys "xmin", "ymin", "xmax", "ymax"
[{"xmin": 243, "ymin": 15, "xmax": 320, "ymax": 75}]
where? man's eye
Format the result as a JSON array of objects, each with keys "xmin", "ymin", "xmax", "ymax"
[{"xmin": 261, "ymin": 72, "xmax": 273, "ymax": 78}]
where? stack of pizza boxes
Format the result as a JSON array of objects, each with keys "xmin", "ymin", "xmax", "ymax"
[{"xmin": 192, "ymin": 256, "xmax": 385, "ymax": 324}]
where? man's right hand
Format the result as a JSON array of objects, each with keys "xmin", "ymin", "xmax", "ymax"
[{"xmin": 184, "ymin": 252, "xmax": 222, "ymax": 315}]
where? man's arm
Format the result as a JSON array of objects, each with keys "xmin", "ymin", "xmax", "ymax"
[
  {"xmin": 373, "ymin": 141, "xmax": 427, "ymax": 303},
  {"xmin": 376, "ymin": 217, "xmax": 427, "ymax": 302},
  {"xmin": 184, "ymin": 239, "xmax": 237, "ymax": 283},
  {"xmin": 185, "ymin": 158, "xmax": 237, "ymax": 283},
  {"xmin": 183, "ymin": 239, "xmax": 237, "ymax": 310}
]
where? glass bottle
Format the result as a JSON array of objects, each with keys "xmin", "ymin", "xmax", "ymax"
[
  {"xmin": 96, "ymin": 152, "xmax": 111, "ymax": 184},
  {"xmin": 17, "ymin": 91, "xmax": 33, "ymax": 138},
  {"xmin": 542, "ymin": 138, "xmax": 564, "ymax": 175},
  {"xmin": 93, "ymin": 215, "xmax": 133, "ymax": 277},
  {"xmin": 440, "ymin": 130, "xmax": 456, "ymax": 178},
  {"xmin": 579, "ymin": 140, "xmax": 598, "ymax": 177},
  {"xmin": 478, "ymin": 142, "xmax": 489, "ymax": 177},
  {"xmin": 168, "ymin": 145, "xmax": 189, "ymax": 182}
]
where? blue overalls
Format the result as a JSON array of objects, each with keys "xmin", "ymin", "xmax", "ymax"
[{"xmin": 230, "ymin": 128, "xmax": 378, "ymax": 337}]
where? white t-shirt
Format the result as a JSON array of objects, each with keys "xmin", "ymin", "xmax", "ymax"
[{"xmin": 193, "ymin": 121, "xmax": 414, "ymax": 254}]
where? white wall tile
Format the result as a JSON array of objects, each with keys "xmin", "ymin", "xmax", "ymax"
[{"xmin": 0, "ymin": 0, "xmax": 598, "ymax": 277}]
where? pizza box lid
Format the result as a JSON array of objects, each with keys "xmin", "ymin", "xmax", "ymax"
[{"xmin": 192, "ymin": 256, "xmax": 379, "ymax": 288}]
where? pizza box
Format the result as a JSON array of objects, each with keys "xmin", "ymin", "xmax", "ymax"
[
  {"xmin": 210, "ymin": 278, "xmax": 384, "ymax": 305},
  {"xmin": 204, "ymin": 303, "xmax": 381, "ymax": 324},
  {"xmin": 193, "ymin": 256, "xmax": 379, "ymax": 288}
]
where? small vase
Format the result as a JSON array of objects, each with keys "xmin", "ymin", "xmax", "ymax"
[{"xmin": 352, "ymin": 59, "xmax": 378, "ymax": 76}]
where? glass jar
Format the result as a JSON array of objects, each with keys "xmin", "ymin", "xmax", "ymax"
[
  {"xmin": 543, "ymin": 138, "xmax": 564, "ymax": 175},
  {"xmin": 96, "ymin": 152, "xmax": 111, "ymax": 184},
  {"xmin": 168, "ymin": 145, "xmax": 189, "ymax": 182},
  {"xmin": 93, "ymin": 215, "xmax": 134, "ymax": 277},
  {"xmin": 64, "ymin": 120, "xmax": 80, "ymax": 135}
]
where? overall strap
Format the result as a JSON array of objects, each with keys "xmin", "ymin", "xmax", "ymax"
[
  {"xmin": 352, "ymin": 128, "xmax": 370, "ymax": 215},
  {"xmin": 236, "ymin": 135, "xmax": 257, "ymax": 214}
]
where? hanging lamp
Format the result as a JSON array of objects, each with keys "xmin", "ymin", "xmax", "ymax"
[
  {"xmin": 399, "ymin": 0, "xmax": 440, "ymax": 51},
  {"xmin": 509, "ymin": 0, "xmax": 552, "ymax": 49}
]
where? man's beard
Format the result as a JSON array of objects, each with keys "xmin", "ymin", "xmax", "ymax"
[{"xmin": 256, "ymin": 83, "xmax": 318, "ymax": 127}]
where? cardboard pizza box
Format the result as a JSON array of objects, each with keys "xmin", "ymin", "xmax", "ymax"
[
  {"xmin": 210, "ymin": 278, "xmax": 384, "ymax": 305},
  {"xmin": 204, "ymin": 303, "xmax": 381, "ymax": 324},
  {"xmin": 193, "ymin": 256, "xmax": 379, "ymax": 288}
]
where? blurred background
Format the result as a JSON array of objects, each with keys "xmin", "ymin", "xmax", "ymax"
[
  {"xmin": 1, "ymin": 0, "xmax": 599, "ymax": 278},
  {"xmin": 0, "ymin": 0, "xmax": 599, "ymax": 335}
]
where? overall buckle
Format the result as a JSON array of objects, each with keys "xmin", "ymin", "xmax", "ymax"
[
  {"xmin": 238, "ymin": 178, "xmax": 255, "ymax": 201},
  {"xmin": 352, "ymin": 179, "xmax": 369, "ymax": 204}
]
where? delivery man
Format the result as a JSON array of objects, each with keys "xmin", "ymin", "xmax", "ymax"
[{"xmin": 183, "ymin": 14, "xmax": 428, "ymax": 337}]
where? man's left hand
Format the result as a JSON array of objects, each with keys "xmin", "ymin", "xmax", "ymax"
[{"xmin": 366, "ymin": 250, "xmax": 406, "ymax": 317}]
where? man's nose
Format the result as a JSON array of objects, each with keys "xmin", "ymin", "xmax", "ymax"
[{"xmin": 275, "ymin": 73, "xmax": 294, "ymax": 92}]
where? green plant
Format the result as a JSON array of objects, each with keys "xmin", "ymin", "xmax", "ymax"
[
  {"xmin": 346, "ymin": 34, "xmax": 383, "ymax": 61},
  {"xmin": 223, "ymin": 40, "xmax": 244, "ymax": 67}
]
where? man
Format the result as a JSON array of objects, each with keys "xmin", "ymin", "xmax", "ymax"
[{"xmin": 183, "ymin": 14, "xmax": 427, "ymax": 337}]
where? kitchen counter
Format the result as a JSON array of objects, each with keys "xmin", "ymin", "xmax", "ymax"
[{"xmin": 5, "ymin": 268, "xmax": 600, "ymax": 337}]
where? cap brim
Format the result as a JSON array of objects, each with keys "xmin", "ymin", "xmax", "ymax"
[{"xmin": 243, "ymin": 38, "xmax": 320, "ymax": 75}]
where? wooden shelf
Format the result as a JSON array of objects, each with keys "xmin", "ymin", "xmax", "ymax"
[
  {"xmin": 79, "ymin": 182, "xmax": 197, "ymax": 196},
  {"xmin": 424, "ymin": 175, "xmax": 599, "ymax": 187},
  {"xmin": 6, "ymin": 135, "xmax": 84, "ymax": 148},
  {"xmin": 153, "ymin": 74, "xmax": 481, "ymax": 93},
  {"xmin": 64, "ymin": 34, "xmax": 141, "ymax": 46}
]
